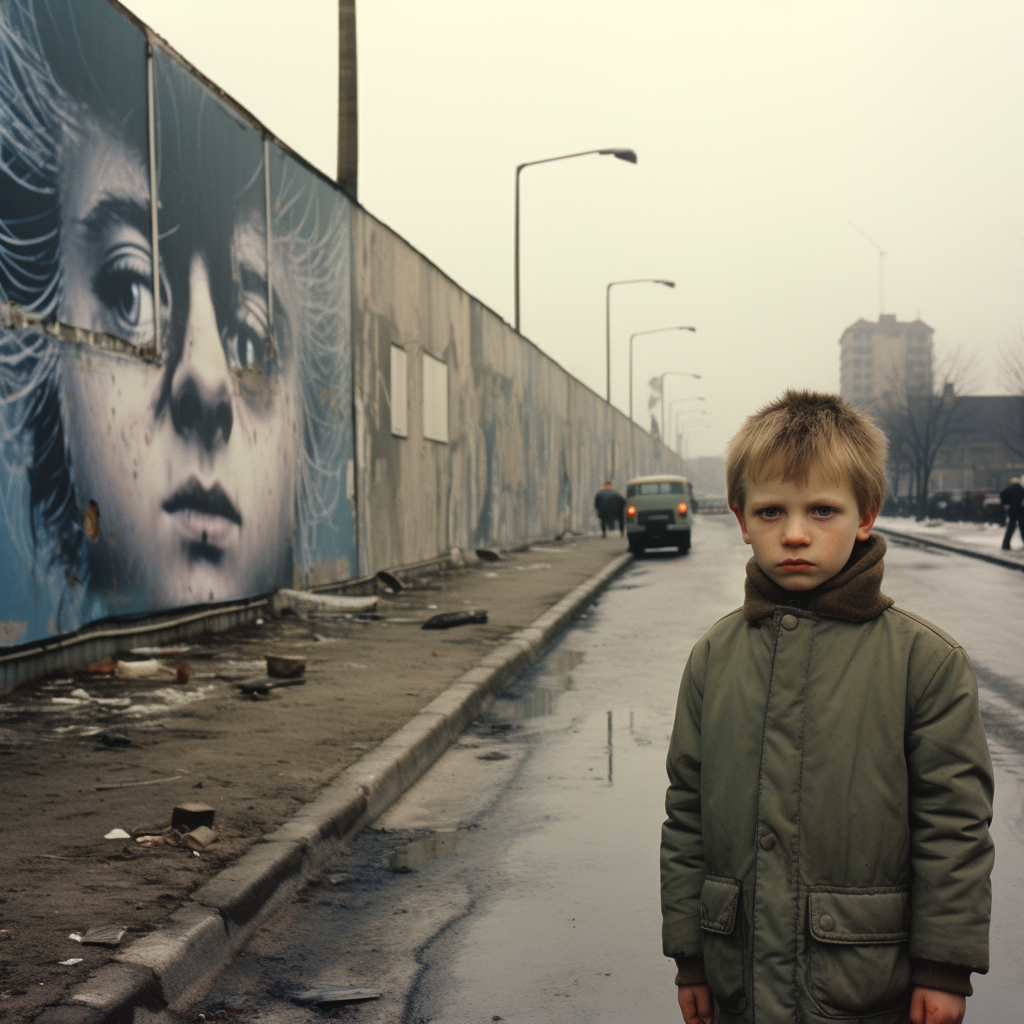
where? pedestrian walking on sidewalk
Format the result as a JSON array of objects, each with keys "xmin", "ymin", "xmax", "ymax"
[
  {"xmin": 661, "ymin": 390, "xmax": 993, "ymax": 1024},
  {"xmin": 594, "ymin": 481, "xmax": 625, "ymax": 537},
  {"xmin": 1000, "ymin": 476, "xmax": 1024, "ymax": 550}
]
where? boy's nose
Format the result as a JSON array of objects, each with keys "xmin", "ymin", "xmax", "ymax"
[
  {"xmin": 169, "ymin": 258, "xmax": 233, "ymax": 452},
  {"xmin": 781, "ymin": 518, "xmax": 811, "ymax": 546}
]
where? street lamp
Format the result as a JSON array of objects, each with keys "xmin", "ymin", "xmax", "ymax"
[
  {"xmin": 606, "ymin": 279, "xmax": 674, "ymax": 402},
  {"xmin": 674, "ymin": 407, "xmax": 708, "ymax": 455},
  {"xmin": 515, "ymin": 148, "xmax": 637, "ymax": 333},
  {"xmin": 628, "ymin": 327, "xmax": 697, "ymax": 424},
  {"xmin": 669, "ymin": 396, "xmax": 705, "ymax": 450},
  {"xmin": 658, "ymin": 370, "xmax": 703, "ymax": 440}
]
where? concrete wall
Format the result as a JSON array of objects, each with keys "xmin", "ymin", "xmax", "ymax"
[{"xmin": 352, "ymin": 209, "xmax": 684, "ymax": 574}]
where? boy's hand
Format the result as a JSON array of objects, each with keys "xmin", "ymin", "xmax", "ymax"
[
  {"xmin": 909, "ymin": 987, "xmax": 966, "ymax": 1024},
  {"xmin": 677, "ymin": 983, "xmax": 713, "ymax": 1024}
]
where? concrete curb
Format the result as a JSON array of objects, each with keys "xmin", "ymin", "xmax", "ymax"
[
  {"xmin": 38, "ymin": 551, "xmax": 634, "ymax": 1022},
  {"xmin": 875, "ymin": 525, "xmax": 1024, "ymax": 573}
]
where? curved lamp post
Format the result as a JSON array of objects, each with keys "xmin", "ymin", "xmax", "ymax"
[
  {"xmin": 629, "ymin": 327, "xmax": 697, "ymax": 424},
  {"xmin": 606, "ymin": 279, "xmax": 674, "ymax": 402},
  {"xmin": 669, "ymin": 396, "xmax": 705, "ymax": 451},
  {"xmin": 515, "ymin": 148, "xmax": 637, "ymax": 333}
]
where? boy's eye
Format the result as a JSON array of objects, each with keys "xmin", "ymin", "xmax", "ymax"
[
  {"xmin": 760, "ymin": 508, "xmax": 781, "ymax": 519},
  {"xmin": 815, "ymin": 506, "xmax": 836, "ymax": 517}
]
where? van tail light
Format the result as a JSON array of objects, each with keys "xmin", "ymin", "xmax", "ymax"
[
  {"xmin": 626, "ymin": 505, "xmax": 636, "ymax": 519},
  {"xmin": 677, "ymin": 502, "xmax": 688, "ymax": 515}
]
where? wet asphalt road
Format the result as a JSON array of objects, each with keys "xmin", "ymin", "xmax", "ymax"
[{"xmin": 189, "ymin": 517, "xmax": 1024, "ymax": 1023}]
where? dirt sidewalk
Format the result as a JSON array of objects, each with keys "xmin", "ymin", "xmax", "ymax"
[{"xmin": 0, "ymin": 535, "xmax": 629, "ymax": 1022}]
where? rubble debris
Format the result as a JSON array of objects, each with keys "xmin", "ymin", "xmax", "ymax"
[
  {"xmin": 475, "ymin": 548, "xmax": 502, "ymax": 562},
  {"xmin": 97, "ymin": 730, "xmax": 132, "ymax": 747},
  {"xmin": 236, "ymin": 677, "xmax": 307, "ymax": 696},
  {"xmin": 422, "ymin": 610, "xmax": 488, "ymax": 630},
  {"xmin": 375, "ymin": 569, "xmax": 403, "ymax": 592},
  {"xmin": 95, "ymin": 775, "xmax": 182, "ymax": 791},
  {"xmin": 59, "ymin": 958, "xmax": 84, "ymax": 966},
  {"xmin": 175, "ymin": 662, "xmax": 192, "ymax": 684},
  {"xmin": 183, "ymin": 826, "xmax": 217, "ymax": 851},
  {"xmin": 88, "ymin": 656, "xmax": 116, "ymax": 676},
  {"xmin": 80, "ymin": 924, "xmax": 126, "ymax": 946},
  {"xmin": 265, "ymin": 654, "xmax": 306, "ymax": 678},
  {"xmin": 290, "ymin": 987, "xmax": 383, "ymax": 1006},
  {"xmin": 271, "ymin": 589, "xmax": 378, "ymax": 617},
  {"xmin": 104, "ymin": 828, "xmax": 131, "ymax": 840},
  {"xmin": 115, "ymin": 659, "xmax": 162, "ymax": 679},
  {"xmin": 171, "ymin": 803, "xmax": 215, "ymax": 831}
]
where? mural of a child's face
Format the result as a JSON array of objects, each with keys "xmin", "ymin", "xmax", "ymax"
[{"xmin": 57, "ymin": 114, "xmax": 298, "ymax": 611}]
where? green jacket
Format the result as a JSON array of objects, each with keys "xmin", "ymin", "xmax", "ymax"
[{"xmin": 661, "ymin": 536, "xmax": 993, "ymax": 1023}]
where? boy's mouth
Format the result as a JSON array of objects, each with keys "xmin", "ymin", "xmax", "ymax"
[{"xmin": 778, "ymin": 559, "xmax": 813, "ymax": 569}]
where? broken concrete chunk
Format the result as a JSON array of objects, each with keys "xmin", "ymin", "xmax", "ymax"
[
  {"xmin": 422, "ymin": 610, "xmax": 488, "ymax": 630},
  {"xmin": 59, "ymin": 958, "xmax": 84, "ymax": 966},
  {"xmin": 290, "ymin": 987, "xmax": 383, "ymax": 1006},
  {"xmin": 265, "ymin": 654, "xmax": 306, "ymax": 678},
  {"xmin": 271, "ymin": 589, "xmax": 378, "ymax": 617},
  {"xmin": 81, "ymin": 924, "xmax": 126, "ymax": 946},
  {"xmin": 115, "ymin": 659, "xmax": 162, "ymax": 679},
  {"xmin": 171, "ymin": 803, "xmax": 215, "ymax": 831},
  {"xmin": 104, "ymin": 828, "xmax": 131, "ymax": 840},
  {"xmin": 375, "ymin": 569, "xmax": 403, "ymax": 592},
  {"xmin": 183, "ymin": 826, "xmax": 216, "ymax": 851}
]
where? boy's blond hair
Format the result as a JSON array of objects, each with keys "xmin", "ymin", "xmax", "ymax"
[{"xmin": 726, "ymin": 390, "xmax": 887, "ymax": 514}]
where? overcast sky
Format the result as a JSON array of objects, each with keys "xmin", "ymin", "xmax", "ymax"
[{"xmin": 121, "ymin": 0, "xmax": 1024, "ymax": 458}]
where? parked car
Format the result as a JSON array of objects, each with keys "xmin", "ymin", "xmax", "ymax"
[{"xmin": 625, "ymin": 474, "xmax": 693, "ymax": 555}]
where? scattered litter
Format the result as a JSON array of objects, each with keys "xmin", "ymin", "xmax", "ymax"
[
  {"xmin": 172, "ymin": 803, "xmax": 215, "ymax": 831},
  {"xmin": 290, "ymin": 987, "xmax": 382, "ymax": 1006},
  {"xmin": 175, "ymin": 662, "xmax": 192, "ymax": 684},
  {"xmin": 376, "ymin": 569, "xmax": 403, "ymax": 592},
  {"xmin": 327, "ymin": 873, "xmax": 345, "ymax": 885},
  {"xmin": 266, "ymin": 654, "xmax": 306, "ymax": 678},
  {"xmin": 68, "ymin": 933, "xmax": 83, "ymax": 943},
  {"xmin": 183, "ymin": 826, "xmax": 217, "ymax": 851},
  {"xmin": 236, "ymin": 677, "xmax": 307, "ymax": 696},
  {"xmin": 477, "ymin": 751, "xmax": 511, "ymax": 761},
  {"xmin": 130, "ymin": 646, "xmax": 190, "ymax": 657},
  {"xmin": 255, "ymin": 618, "xmax": 264, "ymax": 625},
  {"xmin": 59, "ymin": 958, "xmax": 83, "ymax": 966},
  {"xmin": 475, "ymin": 548, "xmax": 502, "ymax": 562},
  {"xmin": 271, "ymin": 589, "xmax": 378, "ymax": 617},
  {"xmin": 136, "ymin": 828, "xmax": 183, "ymax": 848},
  {"xmin": 95, "ymin": 775, "xmax": 182, "ymax": 791},
  {"xmin": 97, "ymin": 730, "xmax": 132, "ymax": 747},
  {"xmin": 104, "ymin": 828, "xmax": 131, "ymax": 840},
  {"xmin": 422, "ymin": 610, "xmax": 488, "ymax": 630},
  {"xmin": 88, "ymin": 657, "xmax": 116, "ymax": 676},
  {"xmin": 115, "ymin": 659, "xmax": 162, "ymax": 679},
  {"xmin": 428, "ymin": 605, "xmax": 438, "ymax": 610},
  {"xmin": 69, "ymin": 688, "xmax": 91, "ymax": 699},
  {"xmin": 80, "ymin": 924, "xmax": 126, "ymax": 946}
]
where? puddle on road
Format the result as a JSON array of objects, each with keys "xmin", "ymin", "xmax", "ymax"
[
  {"xmin": 389, "ymin": 829, "xmax": 471, "ymax": 872},
  {"xmin": 487, "ymin": 648, "xmax": 585, "ymax": 721}
]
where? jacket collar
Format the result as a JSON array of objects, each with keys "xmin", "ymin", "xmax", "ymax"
[{"xmin": 743, "ymin": 533, "xmax": 894, "ymax": 623}]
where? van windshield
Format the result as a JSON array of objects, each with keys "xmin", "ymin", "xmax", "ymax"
[{"xmin": 627, "ymin": 482, "xmax": 684, "ymax": 496}]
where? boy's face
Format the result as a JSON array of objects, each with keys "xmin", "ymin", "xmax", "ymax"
[{"xmin": 731, "ymin": 467, "xmax": 877, "ymax": 591}]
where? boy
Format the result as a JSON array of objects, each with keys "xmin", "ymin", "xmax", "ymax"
[{"xmin": 660, "ymin": 391, "xmax": 993, "ymax": 1024}]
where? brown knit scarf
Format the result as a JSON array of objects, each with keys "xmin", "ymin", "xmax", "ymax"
[{"xmin": 743, "ymin": 533, "xmax": 894, "ymax": 623}]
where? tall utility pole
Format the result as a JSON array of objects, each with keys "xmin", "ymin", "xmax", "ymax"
[
  {"xmin": 337, "ymin": 0, "xmax": 358, "ymax": 200},
  {"xmin": 849, "ymin": 221, "xmax": 886, "ymax": 317}
]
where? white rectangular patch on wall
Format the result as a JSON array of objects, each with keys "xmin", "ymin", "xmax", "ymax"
[
  {"xmin": 422, "ymin": 352, "xmax": 449, "ymax": 443},
  {"xmin": 390, "ymin": 345, "xmax": 408, "ymax": 437}
]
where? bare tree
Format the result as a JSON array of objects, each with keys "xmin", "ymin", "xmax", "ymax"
[
  {"xmin": 997, "ymin": 331, "xmax": 1024, "ymax": 461},
  {"xmin": 874, "ymin": 352, "xmax": 975, "ymax": 520}
]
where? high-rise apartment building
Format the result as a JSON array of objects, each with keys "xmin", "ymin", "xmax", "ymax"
[{"xmin": 839, "ymin": 314, "xmax": 933, "ymax": 406}]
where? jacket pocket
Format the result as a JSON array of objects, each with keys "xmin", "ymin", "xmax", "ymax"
[
  {"xmin": 807, "ymin": 888, "xmax": 912, "ymax": 1019},
  {"xmin": 700, "ymin": 876, "xmax": 746, "ymax": 1013}
]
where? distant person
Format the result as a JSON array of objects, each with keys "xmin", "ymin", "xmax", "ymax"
[
  {"xmin": 1000, "ymin": 476, "xmax": 1024, "ymax": 550},
  {"xmin": 594, "ymin": 480, "xmax": 625, "ymax": 537},
  {"xmin": 662, "ymin": 390, "xmax": 993, "ymax": 1024}
]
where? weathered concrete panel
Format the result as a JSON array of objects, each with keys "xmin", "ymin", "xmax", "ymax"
[{"xmin": 352, "ymin": 208, "xmax": 684, "ymax": 573}]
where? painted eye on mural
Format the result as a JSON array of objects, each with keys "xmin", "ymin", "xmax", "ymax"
[
  {"xmin": 92, "ymin": 244, "xmax": 157, "ymax": 345},
  {"xmin": 224, "ymin": 289, "xmax": 272, "ymax": 374}
]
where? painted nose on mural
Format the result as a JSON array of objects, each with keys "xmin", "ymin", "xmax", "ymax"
[{"xmin": 171, "ymin": 258, "xmax": 233, "ymax": 450}]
